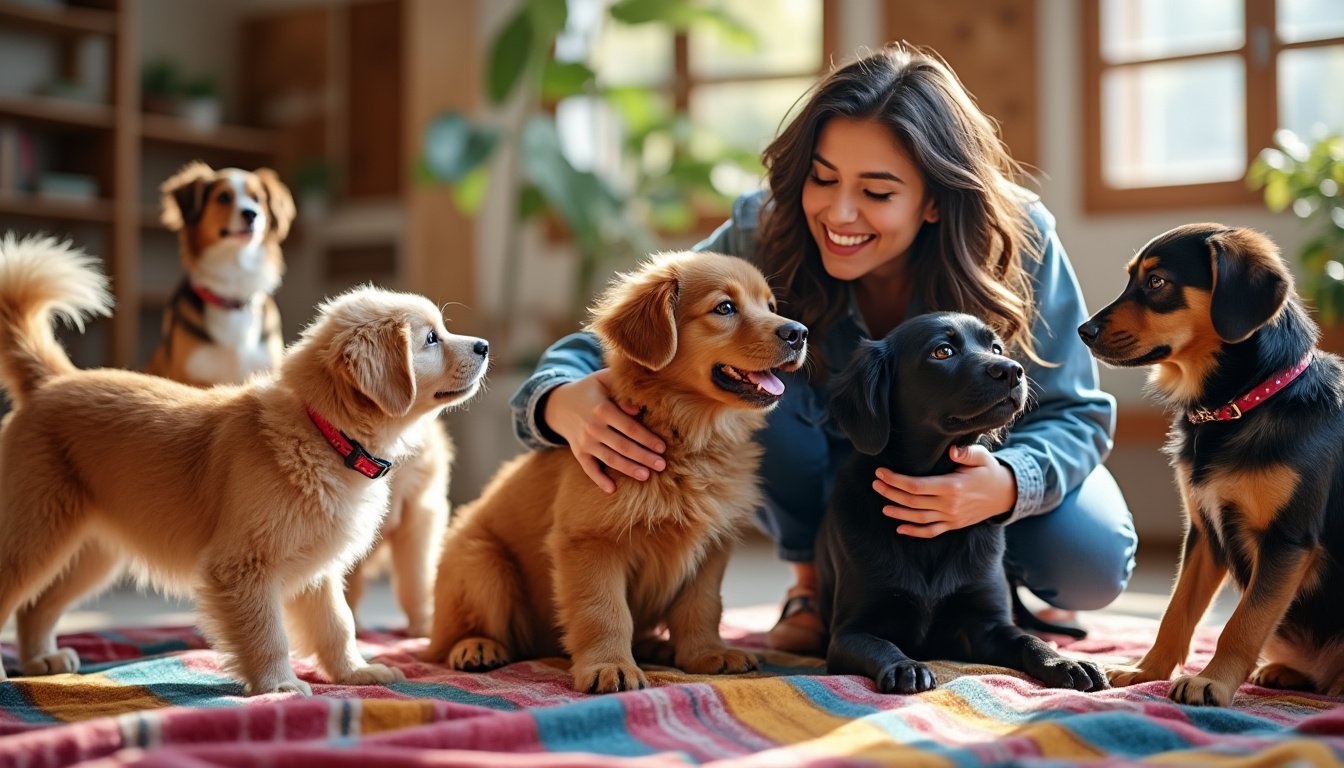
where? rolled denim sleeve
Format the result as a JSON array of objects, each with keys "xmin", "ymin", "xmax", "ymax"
[
  {"xmin": 509, "ymin": 331, "xmax": 606, "ymax": 450},
  {"xmin": 995, "ymin": 203, "xmax": 1115, "ymax": 522}
]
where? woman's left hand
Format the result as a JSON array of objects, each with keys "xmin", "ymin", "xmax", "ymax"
[{"xmin": 873, "ymin": 444, "xmax": 1017, "ymax": 538}]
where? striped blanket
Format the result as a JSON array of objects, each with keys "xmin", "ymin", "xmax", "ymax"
[{"xmin": 2, "ymin": 607, "xmax": 1342, "ymax": 767}]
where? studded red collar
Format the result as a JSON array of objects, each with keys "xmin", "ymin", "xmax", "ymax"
[
  {"xmin": 306, "ymin": 407, "xmax": 392, "ymax": 479},
  {"xmin": 191, "ymin": 283, "xmax": 248, "ymax": 310},
  {"xmin": 1187, "ymin": 353, "xmax": 1313, "ymax": 424}
]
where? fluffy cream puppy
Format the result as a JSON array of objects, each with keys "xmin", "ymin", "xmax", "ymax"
[{"xmin": 0, "ymin": 234, "xmax": 488, "ymax": 695}]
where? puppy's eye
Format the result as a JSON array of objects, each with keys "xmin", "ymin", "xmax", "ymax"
[
  {"xmin": 932, "ymin": 344, "xmax": 955, "ymax": 360},
  {"xmin": 217, "ymin": 191, "xmax": 233, "ymax": 205},
  {"xmin": 991, "ymin": 343, "xmax": 1003, "ymax": 355},
  {"xmin": 1146, "ymin": 274, "xmax": 1166, "ymax": 290},
  {"xmin": 426, "ymin": 329, "xmax": 439, "ymax": 346},
  {"xmin": 713, "ymin": 301, "xmax": 736, "ymax": 316}
]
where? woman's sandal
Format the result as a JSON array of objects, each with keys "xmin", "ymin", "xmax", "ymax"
[{"xmin": 766, "ymin": 588, "xmax": 825, "ymax": 655}]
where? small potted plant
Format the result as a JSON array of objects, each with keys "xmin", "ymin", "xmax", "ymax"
[
  {"xmin": 177, "ymin": 75, "xmax": 222, "ymax": 129},
  {"xmin": 141, "ymin": 57, "xmax": 181, "ymax": 115},
  {"xmin": 1248, "ymin": 129, "xmax": 1344, "ymax": 327}
]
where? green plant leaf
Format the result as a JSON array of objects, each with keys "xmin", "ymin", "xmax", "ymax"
[
  {"xmin": 517, "ymin": 184, "xmax": 547, "ymax": 221},
  {"xmin": 452, "ymin": 165, "xmax": 491, "ymax": 214},
  {"xmin": 422, "ymin": 112, "xmax": 500, "ymax": 182},
  {"xmin": 1264, "ymin": 175, "xmax": 1292, "ymax": 212},
  {"xmin": 526, "ymin": 0, "xmax": 568, "ymax": 40},
  {"xmin": 541, "ymin": 61, "xmax": 596, "ymax": 101},
  {"xmin": 488, "ymin": 9, "xmax": 534, "ymax": 105}
]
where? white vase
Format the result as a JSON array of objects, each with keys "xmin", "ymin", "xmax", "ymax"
[{"xmin": 178, "ymin": 97, "xmax": 222, "ymax": 129}]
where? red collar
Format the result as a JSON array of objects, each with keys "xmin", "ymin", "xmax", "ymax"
[
  {"xmin": 1187, "ymin": 353, "xmax": 1314, "ymax": 424},
  {"xmin": 191, "ymin": 283, "xmax": 248, "ymax": 310},
  {"xmin": 306, "ymin": 407, "xmax": 392, "ymax": 479}
]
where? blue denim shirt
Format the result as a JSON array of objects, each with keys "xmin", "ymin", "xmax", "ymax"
[{"xmin": 509, "ymin": 189, "xmax": 1116, "ymax": 523}]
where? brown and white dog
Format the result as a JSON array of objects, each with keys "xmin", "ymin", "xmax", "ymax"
[{"xmin": 148, "ymin": 161, "xmax": 294, "ymax": 387}]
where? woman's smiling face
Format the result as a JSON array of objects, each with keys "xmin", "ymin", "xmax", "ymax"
[{"xmin": 800, "ymin": 116, "xmax": 939, "ymax": 284}]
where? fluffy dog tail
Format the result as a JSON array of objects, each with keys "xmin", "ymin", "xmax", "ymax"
[{"xmin": 0, "ymin": 233, "xmax": 113, "ymax": 405}]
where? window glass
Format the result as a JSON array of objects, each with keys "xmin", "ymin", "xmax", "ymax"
[
  {"xmin": 1278, "ymin": 45, "xmax": 1344, "ymax": 138},
  {"xmin": 690, "ymin": 77, "xmax": 813, "ymax": 156},
  {"xmin": 590, "ymin": 22, "xmax": 674, "ymax": 87},
  {"xmin": 1278, "ymin": 0, "xmax": 1344, "ymax": 43},
  {"xmin": 1100, "ymin": 0, "xmax": 1241, "ymax": 63},
  {"xmin": 1102, "ymin": 56, "xmax": 1245, "ymax": 187},
  {"xmin": 689, "ymin": 0, "xmax": 822, "ymax": 79}
]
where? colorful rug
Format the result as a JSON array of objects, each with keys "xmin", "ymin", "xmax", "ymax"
[{"xmin": 1, "ymin": 608, "xmax": 1342, "ymax": 767}]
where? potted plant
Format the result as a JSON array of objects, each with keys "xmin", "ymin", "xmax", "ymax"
[
  {"xmin": 177, "ymin": 75, "xmax": 222, "ymax": 129},
  {"xmin": 141, "ymin": 57, "xmax": 181, "ymax": 115},
  {"xmin": 418, "ymin": 0, "xmax": 760, "ymax": 366},
  {"xmin": 1247, "ymin": 129, "xmax": 1344, "ymax": 326}
]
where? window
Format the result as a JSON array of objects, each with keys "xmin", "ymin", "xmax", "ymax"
[
  {"xmin": 556, "ymin": 0, "xmax": 835, "ymax": 232},
  {"xmin": 1083, "ymin": 0, "xmax": 1344, "ymax": 211}
]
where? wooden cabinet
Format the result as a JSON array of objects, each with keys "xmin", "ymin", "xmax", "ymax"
[{"xmin": 0, "ymin": 0, "xmax": 278, "ymax": 369}]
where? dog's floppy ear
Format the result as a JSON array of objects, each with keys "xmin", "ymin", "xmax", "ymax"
[
  {"xmin": 255, "ymin": 167, "xmax": 296, "ymax": 241},
  {"xmin": 1207, "ymin": 228, "xmax": 1291, "ymax": 343},
  {"xmin": 589, "ymin": 259, "xmax": 679, "ymax": 371},
  {"xmin": 829, "ymin": 339, "xmax": 893, "ymax": 455},
  {"xmin": 160, "ymin": 161, "xmax": 216, "ymax": 231},
  {"xmin": 339, "ymin": 318, "xmax": 416, "ymax": 416}
]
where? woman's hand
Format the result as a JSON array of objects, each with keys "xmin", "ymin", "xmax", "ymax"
[
  {"xmin": 543, "ymin": 369, "xmax": 667, "ymax": 494},
  {"xmin": 872, "ymin": 445, "xmax": 1016, "ymax": 537}
]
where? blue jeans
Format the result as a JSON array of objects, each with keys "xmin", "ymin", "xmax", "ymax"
[{"xmin": 754, "ymin": 377, "xmax": 1138, "ymax": 611}]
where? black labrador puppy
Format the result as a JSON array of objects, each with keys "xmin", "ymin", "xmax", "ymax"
[{"xmin": 816, "ymin": 312, "xmax": 1107, "ymax": 695}]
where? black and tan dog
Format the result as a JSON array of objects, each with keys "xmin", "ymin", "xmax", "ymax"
[
  {"xmin": 1079, "ymin": 223, "xmax": 1344, "ymax": 706},
  {"xmin": 818, "ymin": 312, "xmax": 1107, "ymax": 695}
]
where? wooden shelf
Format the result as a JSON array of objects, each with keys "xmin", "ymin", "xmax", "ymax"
[
  {"xmin": 0, "ymin": 95, "xmax": 115, "ymax": 131},
  {"xmin": 140, "ymin": 113, "xmax": 277, "ymax": 156},
  {"xmin": 0, "ymin": 193, "xmax": 115, "ymax": 223},
  {"xmin": 0, "ymin": 2, "xmax": 117, "ymax": 38}
]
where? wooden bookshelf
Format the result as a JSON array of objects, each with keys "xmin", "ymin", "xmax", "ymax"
[
  {"xmin": 0, "ymin": 1, "xmax": 117, "ymax": 38},
  {"xmin": 0, "ymin": 95, "xmax": 116, "ymax": 131},
  {"xmin": 0, "ymin": 193, "xmax": 116, "ymax": 223},
  {"xmin": 0, "ymin": 1, "xmax": 284, "ymax": 368},
  {"xmin": 140, "ymin": 112, "xmax": 276, "ymax": 156}
]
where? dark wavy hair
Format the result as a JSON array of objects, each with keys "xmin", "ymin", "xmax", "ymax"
[{"xmin": 757, "ymin": 42, "xmax": 1044, "ymax": 374}]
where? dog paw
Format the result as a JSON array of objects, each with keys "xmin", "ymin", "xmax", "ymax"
[
  {"xmin": 1325, "ymin": 673, "xmax": 1344, "ymax": 698},
  {"xmin": 1250, "ymin": 662, "xmax": 1313, "ymax": 691},
  {"xmin": 447, "ymin": 637, "xmax": 511, "ymax": 672},
  {"xmin": 1170, "ymin": 674, "xmax": 1236, "ymax": 707},
  {"xmin": 876, "ymin": 660, "xmax": 936, "ymax": 695},
  {"xmin": 678, "ymin": 647, "xmax": 758, "ymax": 676},
  {"xmin": 572, "ymin": 659, "xmax": 648, "ymax": 694},
  {"xmin": 1029, "ymin": 656, "xmax": 1109, "ymax": 692},
  {"xmin": 246, "ymin": 675, "xmax": 312, "ymax": 696},
  {"xmin": 21, "ymin": 648, "xmax": 80, "ymax": 676},
  {"xmin": 336, "ymin": 663, "xmax": 405, "ymax": 686},
  {"xmin": 1106, "ymin": 663, "xmax": 1170, "ymax": 687},
  {"xmin": 632, "ymin": 637, "xmax": 677, "ymax": 666}
]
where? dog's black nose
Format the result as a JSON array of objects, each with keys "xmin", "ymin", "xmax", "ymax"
[
  {"xmin": 988, "ymin": 358, "xmax": 1023, "ymax": 386},
  {"xmin": 777, "ymin": 321, "xmax": 808, "ymax": 351},
  {"xmin": 240, "ymin": 209, "xmax": 257, "ymax": 225},
  {"xmin": 473, "ymin": 340, "xmax": 489, "ymax": 357},
  {"xmin": 1078, "ymin": 321, "xmax": 1100, "ymax": 344}
]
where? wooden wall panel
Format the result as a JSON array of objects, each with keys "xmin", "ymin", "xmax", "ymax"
[
  {"xmin": 883, "ymin": 0, "xmax": 1039, "ymax": 171},
  {"xmin": 346, "ymin": 0, "xmax": 402, "ymax": 199}
]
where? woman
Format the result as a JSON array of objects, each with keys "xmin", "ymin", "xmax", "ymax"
[{"xmin": 509, "ymin": 43, "xmax": 1137, "ymax": 655}]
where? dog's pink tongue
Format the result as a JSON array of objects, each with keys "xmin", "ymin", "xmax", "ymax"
[{"xmin": 747, "ymin": 370, "xmax": 785, "ymax": 396}]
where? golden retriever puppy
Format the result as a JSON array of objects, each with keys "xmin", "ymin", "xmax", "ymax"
[
  {"xmin": 145, "ymin": 164, "xmax": 451, "ymax": 639},
  {"xmin": 0, "ymin": 234, "xmax": 488, "ymax": 695},
  {"xmin": 424, "ymin": 251, "xmax": 808, "ymax": 693}
]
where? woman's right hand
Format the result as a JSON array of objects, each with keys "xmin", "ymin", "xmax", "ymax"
[{"xmin": 543, "ymin": 369, "xmax": 667, "ymax": 493}]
